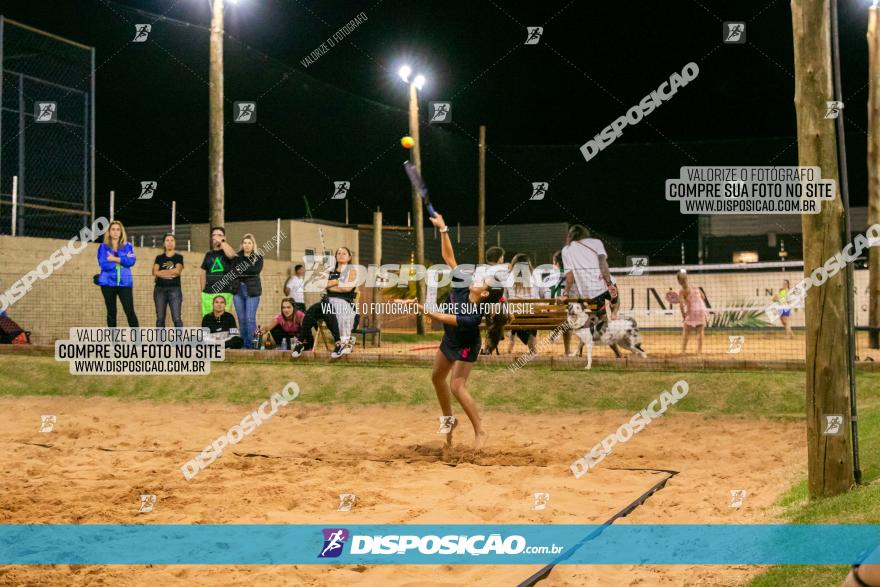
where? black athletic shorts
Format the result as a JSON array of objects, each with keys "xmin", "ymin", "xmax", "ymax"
[
  {"xmin": 589, "ymin": 290, "xmax": 618, "ymax": 316},
  {"xmin": 440, "ymin": 334, "xmax": 481, "ymax": 363}
]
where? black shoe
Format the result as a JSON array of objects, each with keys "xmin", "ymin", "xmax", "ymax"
[{"xmin": 290, "ymin": 339, "xmax": 305, "ymax": 358}]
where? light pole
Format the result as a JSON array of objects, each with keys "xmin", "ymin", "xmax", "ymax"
[
  {"xmin": 399, "ymin": 65, "xmax": 427, "ymax": 334},
  {"xmin": 868, "ymin": 0, "xmax": 880, "ymax": 348},
  {"xmin": 208, "ymin": 0, "xmax": 232, "ymax": 243}
]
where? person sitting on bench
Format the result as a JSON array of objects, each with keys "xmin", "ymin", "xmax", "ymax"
[
  {"xmin": 201, "ymin": 295, "xmax": 243, "ymax": 349},
  {"xmin": 261, "ymin": 297, "xmax": 304, "ymax": 349}
]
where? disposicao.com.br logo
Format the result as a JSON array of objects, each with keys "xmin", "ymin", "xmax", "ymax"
[
  {"xmin": 318, "ymin": 528, "xmax": 562, "ymax": 558},
  {"xmin": 319, "ymin": 528, "xmax": 349, "ymax": 558}
]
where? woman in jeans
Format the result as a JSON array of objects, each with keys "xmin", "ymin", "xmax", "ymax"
[
  {"xmin": 97, "ymin": 220, "xmax": 139, "ymax": 327},
  {"xmin": 152, "ymin": 233, "xmax": 184, "ymax": 327},
  {"xmin": 233, "ymin": 233, "xmax": 263, "ymax": 349}
]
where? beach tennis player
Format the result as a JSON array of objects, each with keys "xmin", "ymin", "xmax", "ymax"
[{"xmin": 396, "ymin": 212, "xmax": 503, "ymax": 451}]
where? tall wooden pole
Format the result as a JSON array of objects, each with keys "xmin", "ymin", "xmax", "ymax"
[
  {"xmin": 10, "ymin": 176, "xmax": 17, "ymax": 237},
  {"xmin": 791, "ymin": 0, "xmax": 854, "ymax": 497},
  {"xmin": 373, "ymin": 210, "xmax": 383, "ymax": 346},
  {"xmin": 868, "ymin": 2, "xmax": 880, "ymax": 349},
  {"xmin": 208, "ymin": 0, "xmax": 225, "ymax": 241},
  {"xmin": 478, "ymin": 125, "xmax": 486, "ymax": 264},
  {"xmin": 409, "ymin": 83, "xmax": 425, "ymax": 334}
]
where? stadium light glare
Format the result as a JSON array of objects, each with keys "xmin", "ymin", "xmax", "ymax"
[
  {"xmin": 413, "ymin": 74, "xmax": 426, "ymax": 90},
  {"xmin": 398, "ymin": 65, "xmax": 412, "ymax": 83}
]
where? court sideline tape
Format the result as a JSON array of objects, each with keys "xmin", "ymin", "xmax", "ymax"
[{"xmin": 517, "ymin": 467, "xmax": 680, "ymax": 587}]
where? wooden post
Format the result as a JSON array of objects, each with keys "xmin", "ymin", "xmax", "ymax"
[
  {"xmin": 792, "ymin": 0, "xmax": 854, "ymax": 497},
  {"xmin": 373, "ymin": 210, "xmax": 382, "ymax": 346},
  {"xmin": 276, "ymin": 218, "xmax": 281, "ymax": 259},
  {"xmin": 868, "ymin": 2, "xmax": 880, "ymax": 348},
  {"xmin": 409, "ymin": 83, "xmax": 425, "ymax": 334},
  {"xmin": 478, "ymin": 125, "xmax": 486, "ymax": 264},
  {"xmin": 208, "ymin": 0, "xmax": 225, "ymax": 245},
  {"xmin": 10, "ymin": 176, "xmax": 17, "ymax": 237}
]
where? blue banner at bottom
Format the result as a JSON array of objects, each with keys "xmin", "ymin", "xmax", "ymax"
[{"xmin": 0, "ymin": 525, "xmax": 878, "ymax": 565}]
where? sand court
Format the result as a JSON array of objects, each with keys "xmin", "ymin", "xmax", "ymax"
[{"xmin": 0, "ymin": 396, "xmax": 804, "ymax": 585}]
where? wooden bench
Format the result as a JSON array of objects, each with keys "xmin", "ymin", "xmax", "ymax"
[{"xmin": 489, "ymin": 298, "xmax": 600, "ymax": 331}]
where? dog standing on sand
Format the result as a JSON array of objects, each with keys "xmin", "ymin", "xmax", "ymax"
[{"xmin": 566, "ymin": 303, "xmax": 647, "ymax": 369}]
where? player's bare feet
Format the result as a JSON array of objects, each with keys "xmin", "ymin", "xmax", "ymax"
[{"xmin": 473, "ymin": 429, "xmax": 488, "ymax": 452}]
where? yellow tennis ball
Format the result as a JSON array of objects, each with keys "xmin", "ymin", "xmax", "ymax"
[{"xmin": 401, "ymin": 136, "xmax": 415, "ymax": 149}]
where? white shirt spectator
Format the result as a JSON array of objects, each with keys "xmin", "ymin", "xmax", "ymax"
[
  {"xmin": 561, "ymin": 238, "xmax": 609, "ymax": 299},
  {"xmin": 285, "ymin": 275, "xmax": 305, "ymax": 304},
  {"xmin": 539, "ymin": 271, "xmax": 563, "ymax": 299}
]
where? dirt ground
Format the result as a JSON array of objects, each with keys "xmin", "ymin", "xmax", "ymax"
[{"xmin": 0, "ymin": 396, "xmax": 805, "ymax": 586}]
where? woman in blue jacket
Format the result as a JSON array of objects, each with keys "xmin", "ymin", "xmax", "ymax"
[{"xmin": 97, "ymin": 220, "xmax": 139, "ymax": 327}]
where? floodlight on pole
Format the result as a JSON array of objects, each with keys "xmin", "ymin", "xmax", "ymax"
[{"xmin": 396, "ymin": 62, "xmax": 428, "ymax": 333}]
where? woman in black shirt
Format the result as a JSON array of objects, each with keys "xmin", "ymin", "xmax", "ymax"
[
  {"xmin": 291, "ymin": 247, "xmax": 358, "ymax": 360},
  {"xmin": 152, "ymin": 233, "xmax": 184, "ymax": 327}
]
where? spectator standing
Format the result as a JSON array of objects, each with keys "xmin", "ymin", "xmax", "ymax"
[
  {"xmin": 284, "ymin": 264, "xmax": 306, "ymax": 312},
  {"xmin": 152, "ymin": 233, "xmax": 184, "ymax": 327},
  {"xmin": 561, "ymin": 224, "xmax": 617, "ymax": 318},
  {"xmin": 233, "ymin": 233, "xmax": 264, "ymax": 349},
  {"xmin": 200, "ymin": 227, "xmax": 238, "ymax": 318},
  {"xmin": 97, "ymin": 220, "xmax": 139, "ymax": 327}
]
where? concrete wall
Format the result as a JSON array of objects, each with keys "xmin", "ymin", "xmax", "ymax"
[
  {"xmin": 183, "ymin": 220, "xmax": 359, "ymax": 264},
  {"xmin": 0, "ymin": 234, "xmax": 298, "ymax": 344}
]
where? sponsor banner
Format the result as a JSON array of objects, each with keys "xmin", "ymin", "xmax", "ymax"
[
  {"xmin": 0, "ymin": 524, "xmax": 878, "ymax": 565},
  {"xmin": 611, "ymin": 269, "xmax": 872, "ymax": 328}
]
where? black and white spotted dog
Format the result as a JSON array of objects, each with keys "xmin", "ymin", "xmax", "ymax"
[{"xmin": 565, "ymin": 303, "xmax": 647, "ymax": 369}]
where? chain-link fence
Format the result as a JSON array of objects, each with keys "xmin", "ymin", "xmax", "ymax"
[
  {"xmin": 0, "ymin": 17, "xmax": 95, "ymax": 239},
  {"xmin": 5, "ymin": 249, "xmax": 879, "ymax": 367}
]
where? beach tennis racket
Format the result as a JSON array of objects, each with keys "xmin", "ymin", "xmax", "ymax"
[{"xmin": 403, "ymin": 161, "xmax": 437, "ymax": 218}]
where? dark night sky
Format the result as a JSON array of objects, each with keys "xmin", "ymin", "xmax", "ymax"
[{"xmin": 0, "ymin": 0, "xmax": 872, "ymax": 248}]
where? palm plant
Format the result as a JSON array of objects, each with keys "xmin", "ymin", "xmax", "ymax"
[{"xmin": 708, "ymin": 298, "xmax": 770, "ymax": 328}]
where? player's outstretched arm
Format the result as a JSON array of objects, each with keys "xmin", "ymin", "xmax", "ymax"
[{"xmin": 429, "ymin": 213, "xmax": 456, "ymax": 268}]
